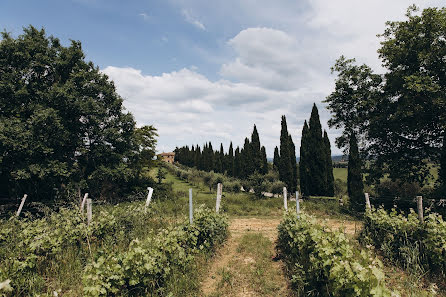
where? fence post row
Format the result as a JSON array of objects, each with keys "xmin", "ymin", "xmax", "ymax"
[
  {"xmin": 144, "ymin": 187, "xmax": 154, "ymax": 213},
  {"xmin": 283, "ymin": 187, "xmax": 288, "ymax": 211},
  {"xmin": 295, "ymin": 191, "xmax": 300, "ymax": 218},
  {"xmin": 216, "ymin": 183, "xmax": 222, "ymax": 213},
  {"xmin": 80, "ymin": 193, "xmax": 89, "ymax": 212},
  {"xmin": 364, "ymin": 193, "xmax": 371, "ymax": 210},
  {"xmin": 417, "ymin": 196, "xmax": 424, "ymax": 223},
  {"xmin": 16, "ymin": 194, "xmax": 28, "ymax": 217},
  {"xmin": 86, "ymin": 198, "xmax": 92, "ymax": 225},
  {"xmin": 189, "ymin": 188, "xmax": 193, "ymax": 224}
]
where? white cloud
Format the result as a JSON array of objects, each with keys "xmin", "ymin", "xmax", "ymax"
[
  {"xmin": 138, "ymin": 12, "xmax": 149, "ymax": 21},
  {"xmin": 181, "ymin": 9, "xmax": 206, "ymax": 30},
  {"xmin": 106, "ymin": 0, "xmax": 445, "ymax": 156},
  {"xmin": 103, "ymin": 28, "xmax": 331, "ymax": 156}
]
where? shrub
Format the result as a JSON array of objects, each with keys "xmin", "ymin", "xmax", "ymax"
[
  {"xmin": 360, "ymin": 206, "xmax": 446, "ymax": 275},
  {"xmin": 278, "ymin": 212, "xmax": 393, "ymax": 296},
  {"xmin": 83, "ymin": 206, "xmax": 228, "ymax": 296}
]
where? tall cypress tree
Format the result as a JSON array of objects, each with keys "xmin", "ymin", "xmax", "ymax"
[
  {"xmin": 251, "ymin": 125, "xmax": 262, "ymax": 172},
  {"xmin": 308, "ymin": 104, "xmax": 326, "ymax": 196},
  {"xmin": 273, "ymin": 146, "xmax": 280, "ymax": 170},
  {"xmin": 288, "ymin": 134, "xmax": 298, "ymax": 193},
  {"xmin": 261, "ymin": 146, "xmax": 268, "ymax": 174},
  {"xmin": 234, "ymin": 147, "xmax": 241, "ymax": 178},
  {"xmin": 228, "ymin": 142, "xmax": 234, "ymax": 176},
  {"xmin": 242, "ymin": 137, "xmax": 253, "ymax": 177},
  {"xmin": 323, "ymin": 131, "xmax": 335, "ymax": 196},
  {"xmin": 279, "ymin": 115, "xmax": 293, "ymax": 190},
  {"xmin": 348, "ymin": 133, "xmax": 364, "ymax": 211},
  {"xmin": 300, "ymin": 121, "xmax": 310, "ymax": 196}
]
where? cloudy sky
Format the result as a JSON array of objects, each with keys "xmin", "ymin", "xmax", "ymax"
[{"xmin": 2, "ymin": 0, "xmax": 444, "ymax": 156}]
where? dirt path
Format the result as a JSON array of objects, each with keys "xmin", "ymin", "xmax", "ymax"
[{"xmin": 201, "ymin": 218, "xmax": 291, "ymax": 297}]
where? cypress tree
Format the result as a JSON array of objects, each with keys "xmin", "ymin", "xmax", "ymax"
[
  {"xmin": 208, "ymin": 142, "xmax": 214, "ymax": 172},
  {"xmin": 242, "ymin": 137, "xmax": 252, "ymax": 177},
  {"xmin": 324, "ymin": 131, "xmax": 335, "ymax": 196},
  {"xmin": 308, "ymin": 104, "xmax": 326, "ymax": 196},
  {"xmin": 251, "ymin": 125, "xmax": 262, "ymax": 172},
  {"xmin": 234, "ymin": 147, "xmax": 241, "ymax": 178},
  {"xmin": 228, "ymin": 142, "xmax": 234, "ymax": 176},
  {"xmin": 273, "ymin": 146, "xmax": 280, "ymax": 170},
  {"xmin": 279, "ymin": 115, "xmax": 293, "ymax": 190},
  {"xmin": 261, "ymin": 146, "xmax": 268, "ymax": 174},
  {"xmin": 288, "ymin": 134, "xmax": 298, "ymax": 193},
  {"xmin": 348, "ymin": 132, "xmax": 364, "ymax": 211},
  {"xmin": 300, "ymin": 121, "xmax": 310, "ymax": 196}
]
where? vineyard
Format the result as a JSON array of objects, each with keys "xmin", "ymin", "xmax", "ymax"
[{"xmin": 1, "ymin": 166, "xmax": 445, "ymax": 296}]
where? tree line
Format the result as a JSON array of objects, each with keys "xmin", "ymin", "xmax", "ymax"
[
  {"xmin": 176, "ymin": 109, "xmax": 336, "ymax": 197},
  {"xmin": 0, "ymin": 27, "xmax": 158, "ymax": 203},
  {"xmin": 174, "ymin": 125, "xmax": 268, "ymax": 179}
]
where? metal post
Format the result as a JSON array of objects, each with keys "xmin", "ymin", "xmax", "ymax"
[
  {"xmin": 145, "ymin": 187, "xmax": 154, "ymax": 213},
  {"xmin": 86, "ymin": 199, "xmax": 92, "ymax": 225},
  {"xmin": 283, "ymin": 187, "xmax": 288, "ymax": 211},
  {"xmin": 296, "ymin": 191, "xmax": 300, "ymax": 218},
  {"xmin": 365, "ymin": 193, "xmax": 371, "ymax": 210},
  {"xmin": 417, "ymin": 196, "xmax": 424, "ymax": 223},
  {"xmin": 216, "ymin": 183, "xmax": 222, "ymax": 213},
  {"xmin": 80, "ymin": 193, "xmax": 89, "ymax": 212},
  {"xmin": 16, "ymin": 194, "xmax": 28, "ymax": 217},
  {"xmin": 189, "ymin": 188, "xmax": 193, "ymax": 224}
]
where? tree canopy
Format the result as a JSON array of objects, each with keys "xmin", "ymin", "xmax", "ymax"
[
  {"xmin": 326, "ymin": 6, "xmax": 446, "ymax": 188},
  {"xmin": 0, "ymin": 26, "xmax": 157, "ymax": 202}
]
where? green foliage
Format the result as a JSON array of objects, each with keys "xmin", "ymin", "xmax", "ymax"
[
  {"xmin": 326, "ymin": 7, "xmax": 446, "ymax": 186},
  {"xmin": 83, "ymin": 206, "xmax": 228, "ymax": 296},
  {"xmin": 278, "ymin": 212, "xmax": 393, "ymax": 296},
  {"xmin": 273, "ymin": 146, "xmax": 280, "ymax": 170},
  {"xmin": 323, "ymin": 131, "xmax": 335, "ymax": 196},
  {"xmin": 300, "ymin": 105, "xmax": 334, "ymax": 196},
  {"xmin": 156, "ymin": 167, "xmax": 166, "ymax": 184},
  {"xmin": 0, "ymin": 26, "xmax": 157, "ymax": 201},
  {"xmin": 360, "ymin": 207, "xmax": 446, "ymax": 276},
  {"xmin": 279, "ymin": 116, "xmax": 296, "ymax": 192},
  {"xmin": 348, "ymin": 133, "xmax": 364, "ymax": 212}
]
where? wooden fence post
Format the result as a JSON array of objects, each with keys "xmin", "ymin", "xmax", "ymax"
[
  {"xmin": 86, "ymin": 198, "xmax": 92, "ymax": 225},
  {"xmin": 365, "ymin": 193, "xmax": 371, "ymax": 210},
  {"xmin": 283, "ymin": 187, "xmax": 288, "ymax": 211},
  {"xmin": 216, "ymin": 183, "xmax": 222, "ymax": 213},
  {"xmin": 80, "ymin": 193, "xmax": 89, "ymax": 212},
  {"xmin": 16, "ymin": 194, "xmax": 28, "ymax": 217},
  {"xmin": 417, "ymin": 196, "xmax": 424, "ymax": 223},
  {"xmin": 296, "ymin": 191, "xmax": 300, "ymax": 218},
  {"xmin": 189, "ymin": 188, "xmax": 193, "ymax": 224},
  {"xmin": 144, "ymin": 187, "xmax": 154, "ymax": 213}
]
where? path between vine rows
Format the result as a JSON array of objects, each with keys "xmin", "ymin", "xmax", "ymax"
[{"xmin": 200, "ymin": 217, "xmax": 359, "ymax": 297}]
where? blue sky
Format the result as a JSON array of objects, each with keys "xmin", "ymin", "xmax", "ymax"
[{"xmin": 2, "ymin": 0, "xmax": 444, "ymax": 156}]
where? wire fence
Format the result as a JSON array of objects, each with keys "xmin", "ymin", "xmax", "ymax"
[{"xmin": 368, "ymin": 195, "xmax": 446, "ymax": 216}]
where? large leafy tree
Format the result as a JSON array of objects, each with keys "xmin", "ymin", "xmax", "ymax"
[
  {"xmin": 327, "ymin": 6, "xmax": 446, "ymax": 187},
  {"xmin": 0, "ymin": 26, "xmax": 156, "ymax": 201}
]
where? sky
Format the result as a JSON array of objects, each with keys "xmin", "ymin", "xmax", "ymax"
[{"xmin": 1, "ymin": 0, "xmax": 444, "ymax": 157}]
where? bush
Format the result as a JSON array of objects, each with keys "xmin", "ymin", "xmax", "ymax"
[
  {"xmin": 83, "ymin": 206, "xmax": 228, "ymax": 296},
  {"xmin": 360, "ymin": 206, "xmax": 446, "ymax": 275},
  {"xmin": 278, "ymin": 212, "xmax": 393, "ymax": 296},
  {"xmin": 269, "ymin": 180, "xmax": 286, "ymax": 195},
  {"xmin": 225, "ymin": 181, "xmax": 242, "ymax": 193}
]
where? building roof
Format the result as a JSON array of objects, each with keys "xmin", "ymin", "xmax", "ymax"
[{"xmin": 158, "ymin": 152, "xmax": 175, "ymax": 156}]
